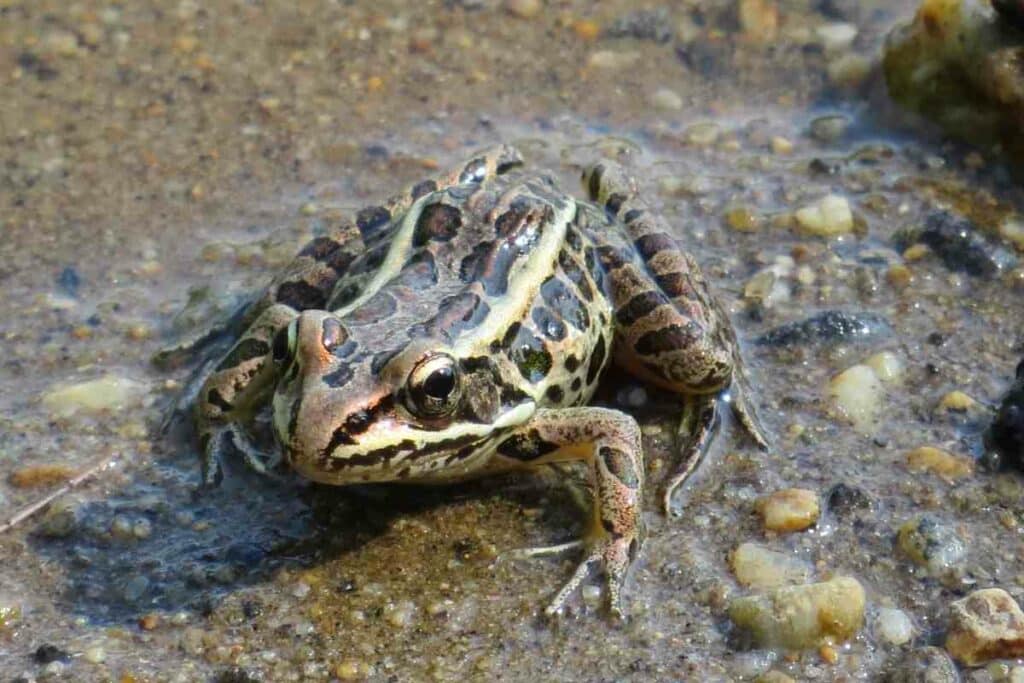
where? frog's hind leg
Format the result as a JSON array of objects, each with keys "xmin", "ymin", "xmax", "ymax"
[
  {"xmin": 494, "ymin": 407, "xmax": 645, "ymax": 618},
  {"xmin": 581, "ymin": 161, "xmax": 768, "ymax": 512}
]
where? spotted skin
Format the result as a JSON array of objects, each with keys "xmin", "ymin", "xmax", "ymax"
[{"xmin": 176, "ymin": 145, "xmax": 767, "ymax": 618}]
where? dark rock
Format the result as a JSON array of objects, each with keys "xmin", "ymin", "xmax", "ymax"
[
  {"xmin": 826, "ymin": 483, "xmax": 872, "ymax": 518},
  {"xmin": 994, "ymin": 0, "xmax": 1024, "ymax": 31},
  {"xmin": 33, "ymin": 644, "xmax": 70, "ymax": 664},
  {"xmin": 57, "ymin": 266, "xmax": 80, "ymax": 296},
  {"xmin": 755, "ymin": 310, "xmax": 891, "ymax": 347},
  {"xmin": 215, "ymin": 667, "xmax": 262, "ymax": 683},
  {"xmin": 884, "ymin": 646, "xmax": 960, "ymax": 682},
  {"xmin": 899, "ymin": 210, "xmax": 1018, "ymax": 278},
  {"xmin": 986, "ymin": 359, "xmax": 1024, "ymax": 469},
  {"xmin": 605, "ymin": 8, "xmax": 674, "ymax": 44}
]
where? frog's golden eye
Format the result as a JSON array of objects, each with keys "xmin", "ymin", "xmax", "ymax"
[
  {"xmin": 406, "ymin": 353, "xmax": 461, "ymax": 418},
  {"xmin": 272, "ymin": 321, "xmax": 297, "ymax": 365}
]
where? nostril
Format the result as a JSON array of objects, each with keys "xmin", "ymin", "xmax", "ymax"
[{"xmin": 322, "ymin": 317, "xmax": 346, "ymax": 352}]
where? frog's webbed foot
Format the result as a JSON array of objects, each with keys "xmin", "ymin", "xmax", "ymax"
[
  {"xmin": 662, "ymin": 393, "xmax": 719, "ymax": 516},
  {"xmin": 200, "ymin": 423, "xmax": 283, "ymax": 487},
  {"xmin": 494, "ymin": 407, "xmax": 644, "ymax": 618}
]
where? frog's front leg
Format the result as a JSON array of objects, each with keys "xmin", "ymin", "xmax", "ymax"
[
  {"xmin": 496, "ymin": 407, "xmax": 645, "ymax": 618},
  {"xmin": 196, "ymin": 303, "xmax": 297, "ymax": 485}
]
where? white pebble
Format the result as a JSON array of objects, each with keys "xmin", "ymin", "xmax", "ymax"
[
  {"xmin": 876, "ymin": 608, "xmax": 915, "ymax": 645},
  {"xmin": 795, "ymin": 195, "xmax": 853, "ymax": 237},
  {"xmin": 41, "ymin": 375, "xmax": 148, "ymax": 417},
  {"xmin": 828, "ymin": 364, "xmax": 883, "ymax": 433},
  {"xmin": 815, "ymin": 22, "xmax": 858, "ymax": 52},
  {"xmin": 650, "ymin": 88, "xmax": 683, "ymax": 111},
  {"xmin": 864, "ymin": 351, "xmax": 904, "ymax": 384}
]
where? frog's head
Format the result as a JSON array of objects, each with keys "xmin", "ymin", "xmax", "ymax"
[{"xmin": 270, "ymin": 310, "xmax": 534, "ymax": 482}]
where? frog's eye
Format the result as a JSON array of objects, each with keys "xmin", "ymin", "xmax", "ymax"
[
  {"xmin": 272, "ymin": 321, "xmax": 297, "ymax": 365},
  {"xmin": 406, "ymin": 353, "xmax": 461, "ymax": 418}
]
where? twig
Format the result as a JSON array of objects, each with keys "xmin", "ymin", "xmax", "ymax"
[{"xmin": 0, "ymin": 452, "xmax": 121, "ymax": 534}]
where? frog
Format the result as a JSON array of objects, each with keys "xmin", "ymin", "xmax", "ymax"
[{"xmin": 176, "ymin": 144, "xmax": 768, "ymax": 617}]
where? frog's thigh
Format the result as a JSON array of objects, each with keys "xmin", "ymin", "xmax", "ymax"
[{"xmin": 493, "ymin": 407, "xmax": 644, "ymax": 614}]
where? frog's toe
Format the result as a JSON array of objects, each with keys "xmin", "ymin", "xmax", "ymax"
[{"xmin": 542, "ymin": 533, "xmax": 636, "ymax": 619}]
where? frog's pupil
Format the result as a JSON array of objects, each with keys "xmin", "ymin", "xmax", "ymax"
[{"xmin": 423, "ymin": 367, "xmax": 455, "ymax": 400}]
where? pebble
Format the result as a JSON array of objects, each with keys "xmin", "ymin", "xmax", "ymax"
[
  {"xmin": 945, "ymin": 588, "xmax": 1024, "ymax": 665},
  {"xmin": 41, "ymin": 375, "xmax": 148, "ymax": 417},
  {"xmin": 724, "ymin": 205, "xmax": 762, "ymax": 232},
  {"xmin": 757, "ymin": 488, "xmax": 820, "ymax": 533},
  {"xmin": 685, "ymin": 122, "xmax": 721, "ymax": 147},
  {"xmin": 756, "ymin": 311, "xmax": 891, "ymax": 347},
  {"xmin": 728, "ymin": 576, "xmax": 866, "ymax": 649},
  {"xmin": 139, "ymin": 613, "xmax": 160, "ymax": 631},
  {"xmin": 828, "ymin": 364, "xmax": 883, "ymax": 433},
  {"xmin": 815, "ymin": 22, "xmax": 858, "ymax": 52},
  {"xmin": 904, "ymin": 446, "xmax": 974, "ymax": 481},
  {"xmin": 809, "ymin": 115, "xmax": 849, "ymax": 143},
  {"xmin": 864, "ymin": 351, "xmax": 905, "ymax": 383},
  {"xmin": 886, "ymin": 647, "xmax": 960, "ymax": 683},
  {"xmin": 757, "ymin": 673, "xmax": 796, "ymax": 683},
  {"xmin": 291, "ymin": 582, "xmax": 311, "ymax": 599},
  {"xmin": 938, "ymin": 390, "xmax": 978, "ymax": 412},
  {"xmin": 335, "ymin": 659, "xmax": 365, "ymax": 680},
  {"xmin": 876, "ymin": 607, "xmax": 915, "ymax": 646},
  {"xmin": 1001, "ymin": 217, "xmax": 1024, "ymax": 251},
  {"xmin": 505, "ymin": 0, "xmax": 541, "ymax": 19},
  {"xmin": 37, "ymin": 497, "xmax": 82, "ymax": 537},
  {"xmin": 771, "ymin": 136, "xmax": 794, "ymax": 154},
  {"xmin": 83, "ymin": 645, "xmax": 106, "ymax": 664},
  {"xmin": 8, "ymin": 464, "xmax": 75, "ymax": 488},
  {"xmin": 385, "ymin": 600, "xmax": 417, "ymax": 628},
  {"xmin": 794, "ymin": 195, "xmax": 854, "ymax": 236},
  {"xmin": 650, "ymin": 87, "xmax": 683, "ymax": 111},
  {"xmin": 896, "ymin": 516, "xmax": 966, "ymax": 574},
  {"xmin": 586, "ymin": 50, "xmax": 640, "ymax": 70},
  {"xmin": 738, "ymin": 0, "xmax": 780, "ymax": 41},
  {"xmin": 731, "ymin": 542, "xmax": 812, "ymax": 590}
]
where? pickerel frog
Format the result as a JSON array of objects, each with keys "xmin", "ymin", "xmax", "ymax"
[{"xmin": 179, "ymin": 145, "xmax": 767, "ymax": 616}]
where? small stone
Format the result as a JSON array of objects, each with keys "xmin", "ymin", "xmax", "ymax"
[
  {"xmin": 896, "ymin": 516, "xmax": 966, "ymax": 574},
  {"xmin": 110, "ymin": 514, "xmax": 137, "ymax": 541},
  {"xmin": 903, "ymin": 243, "xmax": 931, "ymax": 261},
  {"xmin": 886, "ymin": 647, "xmax": 959, "ymax": 683},
  {"xmin": 757, "ymin": 488, "xmax": 820, "ymax": 533},
  {"xmin": 685, "ymin": 122, "xmax": 721, "ymax": 147},
  {"xmin": 385, "ymin": 600, "xmax": 416, "ymax": 628},
  {"xmin": 876, "ymin": 608, "xmax": 915, "ymax": 646},
  {"xmin": 650, "ymin": 87, "xmax": 683, "ymax": 111},
  {"xmin": 905, "ymin": 447, "xmax": 974, "ymax": 481},
  {"xmin": 827, "ymin": 53, "xmax": 872, "ymax": 88},
  {"xmin": 820, "ymin": 644, "xmax": 839, "ymax": 664},
  {"xmin": 8, "ymin": 464, "xmax": 76, "ymax": 488},
  {"xmin": 738, "ymin": 0, "xmax": 779, "ymax": 41},
  {"xmin": 571, "ymin": 19, "xmax": 600, "ymax": 41},
  {"xmin": 41, "ymin": 375, "xmax": 148, "ymax": 417},
  {"xmin": 83, "ymin": 645, "xmax": 106, "ymax": 664},
  {"xmin": 291, "ymin": 582, "xmax": 311, "ymax": 599},
  {"xmin": 828, "ymin": 364, "xmax": 883, "ymax": 433},
  {"xmin": 139, "ymin": 613, "xmax": 160, "ymax": 631},
  {"xmin": 946, "ymin": 588, "xmax": 1024, "ymax": 665},
  {"xmin": 757, "ymin": 674, "xmax": 796, "ymax": 683},
  {"xmin": 581, "ymin": 584, "xmax": 602, "ymax": 607},
  {"xmin": 1001, "ymin": 217, "xmax": 1024, "ymax": 252},
  {"xmin": 731, "ymin": 542, "xmax": 813, "ymax": 590},
  {"xmin": 864, "ymin": 351, "xmax": 904, "ymax": 384},
  {"xmin": 34, "ymin": 644, "xmax": 70, "ymax": 664},
  {"xmin": 37, "ymin": 497, "xmax": 82, "ymax": 537},
  {"xmin": 809, "ymin": 115, "xmax": 849, "ymax": 143},
  {"xmin": 505, "ymin": 0, "xmax": 541, "ymax": 19},
  {"xmin": 728, "ymin": 576, "xmax": 866, "ymax": 649},
  {"xmin": 335, "ymin": 659, "xmax": 365, "ymax": 680},
  {"xmin": 816, "ymin": 22, "xmax": 858, "ymax": 52},
  {"xmin": 887, "ymin": 264, "xmax": 914, "ymax": 290},
  {"xmin": 724, "ymin": 205, "xmax": 763, "ymax": 232},
  {"xmin": 938, "ymin": 391, "xmax": 977, "ymax": 412},
  {"xmin": 586, "ymin": 50, "xmax": 640, "ymax": 70},
  {"xmin": 771, "ymin": 136, "xmax": 794, "ymax": 154},
  {"xmin": 795, "ymin": 195, "xmax": 854, "ymax": 236}
]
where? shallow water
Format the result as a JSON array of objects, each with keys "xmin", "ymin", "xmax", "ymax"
[{"xmin": 3, "ymin": 1, "xmax": 1024, "ymax": 681}]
